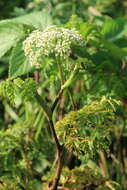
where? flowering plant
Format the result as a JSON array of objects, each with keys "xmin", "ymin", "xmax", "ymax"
[
  {"xmin": 23, "ymin": 25, "xmax": 84, "ymax": 67},
  {"xmin": 0, "ymin": 14, "xmax": 123, "ymax": 190}
]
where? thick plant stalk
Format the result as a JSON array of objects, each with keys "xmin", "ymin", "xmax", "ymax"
[
  {"xmin": 35, "ymin": 93, "xmax": 62, "ymax": 190},
  {"xmin": 51, "ymin": 88, "xmax": 63, "ymax": 112},
  {"xmin": 50, "ymin": 154, "xmax": 62, "ymax": 190},
  {"xmin": 35, "ymin": 62, "xmax": 79, "ymax": 189},
  {"xmin": 48, "ymin": 120, "xmax": 63, "ymax": 190}
]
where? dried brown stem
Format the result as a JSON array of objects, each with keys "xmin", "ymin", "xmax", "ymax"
[{"xmin": 34, "ymin": 71, "xmax": 40, "ymax": 82}]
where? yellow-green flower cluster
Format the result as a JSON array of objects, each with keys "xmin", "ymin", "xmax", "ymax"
[{"xmin": 23, "ymin": 25, "xmax": 84, "ymax": 67}]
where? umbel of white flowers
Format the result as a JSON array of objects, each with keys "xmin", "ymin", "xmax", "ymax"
[{"xmin": 23, "ymin": 25, "xmax": 84, "ymax": 67}]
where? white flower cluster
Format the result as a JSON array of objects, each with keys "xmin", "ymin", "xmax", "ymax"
[{"xmin": 23, "ymin": 25, "xmax": 84, "ymax": 67}]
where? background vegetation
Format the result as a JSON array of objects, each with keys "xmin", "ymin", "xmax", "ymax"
[{"xmin": 0, "ymin": 0, "xmax": 127, "ymax": 189}]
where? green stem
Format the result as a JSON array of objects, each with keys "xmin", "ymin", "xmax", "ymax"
[
  {"xmin": 35, "ymin": 93, "xmax": 60, "ymax": 148},
  {"xmin": 56, "ymin": 58, "xmax": 64, "ymax": 85},
  {"xmin": 35, "ymin": 92, "xmax": 52, "ymax": 119},
  {"xmin": 52, "ymin": 63, "xmax": 79, "ymax": 112},
  {"xmin": 61, "ymin": 63, "xmax": 79, "ymax": 90},
  {"xmin": 67, "ymin": 88, "xmax": 76, "ymax": 110},
  {"xmin": 51, "ymin": 88, "xmax": 63, "ymax": 112}
]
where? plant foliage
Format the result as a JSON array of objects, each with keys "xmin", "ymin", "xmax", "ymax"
[{"xmin": 0, "ymin": 1, "xmax": 127, "ymax": 190}]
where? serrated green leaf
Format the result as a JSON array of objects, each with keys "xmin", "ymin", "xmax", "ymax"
[
  {"xmin": 12, "ymin": 10, "xmax": 53, "ymax": 30},
  {"xmin": 9, "ymin": 41, "xmax": 34, "ymax": 78},
  {"xmin": 0, "ymin": 20, "xmax": 29, "ymax": 58},
  {"xmin": 102, "ymin": 40, "xmax": 127, "ymax": 59},
  {"xmin": 101, "ymin": 17, "xmax": 127, "ymax": 41}
]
